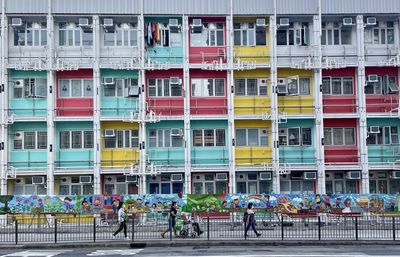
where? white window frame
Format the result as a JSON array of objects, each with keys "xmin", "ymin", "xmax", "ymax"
[
  {"xmin": 191, "ymin": 78, "xmax": 225, "ymax": 97},
  {"xmin": 104, "ymin": 23, "xmax": 138, "ymax": 47},
  {"xmin": 364, "ymin": 21, "xmax": 395, "ymax": 45},
  {"xmin": 190, "ymin": 22, "xmax": 225, "ymax": 47},
  {"xmin": 321, "ymin": 22, "xmax": 352, "ymax": 46},
  {"xmin": 13, "ymin": 131, "xmax": 47, "ymax": 150},
  {"xmin": 13, "ymin": 78, "xmax": 47, "ymax": 98},
  {"xmin": 59, "ymin": 22, "xmax": 93, "ymax": 47},
  {"xmin": 59, "ymin": 130, "xmax": 94, "ymax": 149},
  {"xmin": 192, "ymin": 128, "xmax": 226, "ymax": 147},
  {"xmin": 58, "ymin": 79, "xmax": 93, "ymax": 98},
  {"xmin": 277, "ymin": 22, "xmax": 310, "ymax": 46},
  {"xmin": 235, "ymin": 128, "xmax": 268, "ymax": 147},
  {"xmin": 365, "ymin": 75, "xmax": 397, "ymax": 95},
  {"xmin": 324, "ymin": 127, "xmax": 356, "ymax": 146},
  {"xmin": 233, "ymin": 23, "xmax": 256, "ymax": 46},
  {"xmin": 367, "ymin": 126, "xmax": 398, "ymax": 145},
  {"xmin": 104, "ymin": 129, "xmax": 139, "ymax": 149},
  {"xmin": 279, "ymin": 127, "xmax": 312, "ymax": 146},
  {"xmin": 13, "ymin": 22, "xmax": 47, "ymax": 46},
  {"xmin": 103, "ymin": 78, "xmax": 138, "ymax": 97},
  {"xmin": 322, "ymin": 77, "xmax": 354, "ymax": 95},
  {"xmin": 234, "ymin": 78, "xmax": 268, "ymax": 96},
  {"xmin": 148, "ymin": 128, "xmax": 183, "ymax": 148},
  {"xmin": 148, "ymin": 78, "xmax": 182, "ymax": 97}
]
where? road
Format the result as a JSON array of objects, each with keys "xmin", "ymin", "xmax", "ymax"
[{"xmin": 1, "ymin": 245, "xmax": 400, "ymax": 257}]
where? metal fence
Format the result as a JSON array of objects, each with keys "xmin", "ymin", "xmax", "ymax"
[{"xmin": 0, "ymin": 213, "xmax": 399, "ymax": 244}]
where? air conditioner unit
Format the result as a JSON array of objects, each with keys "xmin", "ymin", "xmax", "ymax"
[
  {"xmin": 346, "ymin": 171, "xmax": 360, "ymax": 179},
  {"xmin": 193, "ymin": 174, "xmax": 203, "ymax": 181},
  {"xmin": 171, "ymin": 129, "xmax": 183, "ymax": 137},
  {"xmin": 366, "ymin": 17, "xmax": 377, "ymax": 26},
  {"xmin": 171, "ymin": 174, "xmax": 183, "ymax": 182},
  {"xmin": 191, "ymin": 19, "xmax": 202, "ymax": 33},
  {"xmin": 368, "ymin": 75, "xmax": 379, "ymax": 83},
  {"xmin": 277, "ymin": 78, "xmax": 288, "ymax": 95},
  {"xmin": 127, "ymin": 85, "xmax": 139, "ymax": 97},
  {"xmin": 103, "ymin": 18, "xmax": 115, "ymax": 32},
  {"xmin": 304, "ymin": 172, "xmax": 317, "ymax": 180},
  {"xmin": 169, "ymin": 19, "xmax": 179, "ymax": 27},
  {"xmin": 369, "ymin": 126, "xmax": 380, "ymax": 133},
  {"xmin": 256, "ymin": 18, "xmax": 266, "ymax": 27},
  {"xmin": 259, "ymin": 79, "xmax": 268, "ymax": 88},
  {"xmin": 391, "ymin": 171, "xmax": 400, "ymax": 179},
  {"xmin": 279, "ymin": 128, "xmax": 287, "ymax": 136},
  {"xmin": 259, "ymin": 172, "xmax": 272, "ymax": 181},
  {"xmin": 14, "ymin": 132, "xmax": 23, "ymax": 141},
  {"xmin": 60, "ymin": 177, "xmax": 70, "ymax": 184},
  {"xmin": 290, "ymin": 173, "xmax": 303, "ymax": 179},
  {"xmin": 104, "ymin": 129, "xmax": 115, "ymax": 137},
  {"xmin": 126, "ymin": 175, "xmax": 137, "ymax": 183},
  {"xmin": 279, "ymin": 18, "xmax": 290, "ymax": 27},
  {"xmin": 105, "ymin": 176, "xmax": 115, "ymax": 183},
  {"xmin": 32, "ymin": 176, "xmax": 45, "ymax": 185},
  {"xmin": 79, "ymin": 176, "xmax": 92, "ymax": 184},
  {"xmin": 11, "ymin": 18, "xmax": 23, "ymax": 28},
  {"xmin": 170, "ymin": 77, "xmax": 181, "ymax": 85},
  {"xmin": 79, "ymin": 18, "xmax": 90, "ymax": 27},
  {"xmin": 343, "ymin": 18, "xmax": 353, "ymax": 26},
  {"xmin": 103, "ymin": 77, "xmax": 115, "ymax": 85},
  {"xmin": 215, "ymin": 173, "xmax": 228, "ymax": 181},
  {"xmin": 260, "ymin": 129, "xmax": 268, "ymax": 136},
  {"xmin": 15, "ymin": 178, "xmax": 24, "ymax": 184},
  {"xmin": 14, "ymin": 79, "xmax": 24, "ymax": 88}
]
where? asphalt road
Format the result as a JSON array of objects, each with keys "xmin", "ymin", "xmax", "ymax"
[{"xmin": 1, "ymin": 245, "xmax": 400, "ymax": 257}]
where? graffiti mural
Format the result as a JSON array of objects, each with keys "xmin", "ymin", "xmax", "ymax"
[{"xmin": 0, "ymin": 194, "xmax": 398, "ymax": 214}]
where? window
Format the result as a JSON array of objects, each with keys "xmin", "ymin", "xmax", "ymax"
[
  {"xmin": 279, "ymin": 77, "xmax": 310, "ymax": 96},
  {"xmin": 148, "ymin": 78, "xmax": 182, "ymax": 97},
  {"xmin": 148, "ymin": 128, "xmax": 183, "ymax": 148},
  {"xmin": 234, "ymin": 23, "xmax": 257, "ymax": 46},
  {"xmin": 235, "ymin": 128, "xmax": 268, "ymax": 147},
  {"xmin": 190, "ymin": 22, "xmax": 224, "ymax": 47},
  {"xmin": 234, "ymin": 78, "xmax": 267, "ymax": 96},
  {"xmin": 59, "ymin": 79, "xmax": 93, "ymax": 98},
  {"xmin": 191, "ymin": 79, "xmax": 225, "ymax": 97},
  {"xmin": 279, "ymin": 128, "xmax": 312, "ymax": 146},
  {"xmin": 145, "ymin": 22, "xmax": 181, "ymax": 48},
  {"xmin": 365, "ymin": 21, "xmax": 394, "ymax": 45},
  {"xmin": 324, "ymin": 128, "xmax": 355, "ymax": 146},
  {"xmin": 367, "ymin": 126, "xmax": 398, "ymax": 145},
  {"xmin": 60, "ymin": 131, "xmax": 94, "ymax": 149},
  {"xmin": 104, "ymin": 130, "xmax": 139, "ymax": 148},
  {"xmin": 365, "ymin": 75, "xmax": 398, "ymax": 95},
  {"xmin": 321, "ymin": 22, "xmax": 352, "ymax": 45},
  {"xmin": 322, "ymin": 77, "xmax": 354, "ymax": 95},
  {"xmin": 14, "ymin": 22, "xmax": 47, "ymax": 46},
  {"xmin": 59, "ymin": 22, "xmax": 93, "ymax": 46},
  {"xmin": 104, "ymin": 22, "xmax": 137, "ymax": 47},
  {"xmin": 277, "ymin": 22, "xmax": 310, "ymax": 46},
  {"xmin": 103, "ymin": 78, "xmax": 138, "ymax": 97},
  {"xmin": 192, "ymin": 129, "xmax": 226, "ymax": 147},
  {"xmin": 13, "ymin": 78, "xmax": 47, "ymax": 98},
  {"xmin": 13, "ymin": 131, "xmax": 47, "ymax": 150}
]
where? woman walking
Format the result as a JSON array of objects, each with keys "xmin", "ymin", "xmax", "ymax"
[
  {"xmin": 112, "ymin": 200, "xmax": 130, "ymax": 240},
  {"xmin": 161, "ymin": 201, "xmax": 179, "ymax": 238},
  {"xmin": 245, "ymin": 203, "xmax": 261, "ymax": 238}
]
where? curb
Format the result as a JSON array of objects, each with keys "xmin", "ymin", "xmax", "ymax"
[{"xmin": 1, "ymin": 240, "xmax": 399, "ymax": 250}]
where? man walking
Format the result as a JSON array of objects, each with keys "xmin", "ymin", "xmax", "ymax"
[{"xmin": 161, "ymin": 201, "xmax": 179, "ymax": 238}]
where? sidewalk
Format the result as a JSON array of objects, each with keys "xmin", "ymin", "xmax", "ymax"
[{"xmin": 1, "ymin": 239, "xmax": 400, "ymax": 250}]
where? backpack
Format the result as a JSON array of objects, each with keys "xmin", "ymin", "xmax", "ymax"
[{"xmin": 243, "ymin": 212, "xmax": 248, "ymax": 223}]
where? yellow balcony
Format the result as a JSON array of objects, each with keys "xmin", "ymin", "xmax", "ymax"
[
  {"xmin": 235, "ymin": 146, "xmax": 272, "ymax": 166},
  {"xmin": 101, "ymin": 148, "xmax": 140, "ymax": 168},
  {"xmin": 234, "ymin": 96, "xmax": 271, "ymax": 116}
]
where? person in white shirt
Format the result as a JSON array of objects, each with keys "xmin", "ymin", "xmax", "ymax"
[
  {"xmin": 112, "ymin": 200, "xmax": 129, "ymax": 240},
  {"xmin": 244, "ymin": 203, "xmax": 261, "ymax": 238}
]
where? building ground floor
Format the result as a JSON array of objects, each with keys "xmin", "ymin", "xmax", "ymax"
[{"xmin": 4, "ymin": 169, "xmax": 400, "ymax": 195}]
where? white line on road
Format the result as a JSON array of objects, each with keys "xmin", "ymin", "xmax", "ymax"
[
  {"xmin": 87, "ymin": 249, "xmax": 144, "ymax": 256},
  {"xmin": 1, "ymin": 250, "xmax": 72, "ymax": 257}
]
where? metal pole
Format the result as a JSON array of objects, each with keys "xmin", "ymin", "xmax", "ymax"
[
  {"xmin": 281, "ymin": 215, "xmax": 284, "ymax": 240},
  {"xmin": 207, "ymin": 215, "xmax": 210, "ymax": 240},
  {"xmin": 132, "ymin": 214, "xmax": 135, "ymax": 241},
  {"xmin": 93, "ymin": 217, "xmax": 96, "ymax": 243},
  {"xmin": 393, "ymin": 216, "xmax": 396, "ymax": 241},
  {"xmin": 15, "ymin": 219, "xmax": 18, "ymax": 245},
  {"xmin": 169, "ymin": 216, "xmax": 172, "ymax": 241},
  {"xmin": 318, "ymin": 216, "xmax": 321, "ymax": 240},
  {"xmin": 54, "ymin": 218, "xmax": 57, "ymax": 244},
  {"xmin": 355, "ymin": 217, "xmax": 358, "ymax": 240}
]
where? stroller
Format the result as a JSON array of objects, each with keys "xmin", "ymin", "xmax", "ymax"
[{"xmin": 178, "ymin": 213, "xmax": 203, "ymax": 238}]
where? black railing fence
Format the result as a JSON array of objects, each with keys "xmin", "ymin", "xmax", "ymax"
[{"xmin": 0, "ymin": 212, "xmax": 399, "ymax": 244}]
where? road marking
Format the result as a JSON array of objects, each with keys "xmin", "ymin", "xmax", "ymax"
[
  {"xmin": 1, "ymin": 250, "xmax": 72, "ymax": 257},
  {"xmin": 87, "ymin": 249, "xmax": 144, "ymax": 256}
]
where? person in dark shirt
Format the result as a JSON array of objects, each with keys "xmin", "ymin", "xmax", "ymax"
[{"xmin": 161, "ymin": 201, "xmax": 178, "ymax": 238}]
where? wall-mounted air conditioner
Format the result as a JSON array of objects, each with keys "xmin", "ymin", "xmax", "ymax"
[
  {"xmin": 170, "ymin": 77, "xmax": 181, "ymax": 85},
  {"xmin": 14, "ymin": 132, "xmax": 23, "ymax": 141},
  {"xmin": 105, "ymin": 176, "xmax": 116, "ymax": 183},
  {"xmin": 60, "ymin": 177, "xmax": 71, "ymax": 184},
  {"xmin": 126, "ymin": 175, "xmax": 137, "ymax": 183},
  {"xmin": 169, "ymin": 19, "xmax": 179, "ymax": 27},
  {"xmin": 103, "ymin": 18, "xmax": 115, "ymax": 32},
  {"xmin": 277, "ymin": 78, "xmax": 288, "ymax": 95},
  {"xmin": 104, "ymin": 129, "xmax": 115, "ymax": 137},
  {"xmin": 259, "ymin": 172, "xmax": 272, "ymax": 180},
  {"xmin": 191, "ymin": 19, "xmax": 202, "ymax": 33},
  {"xmin": 103, "ymin": 77, "xmax": 115, "ymax": 85},
  {"xmin": 342, "ymin": 17, "xmax": 353, "ymax": 26},
  {"xmin": 346, "ymin": 171, "xmax": 360, "ymax": 179},
  {"xmin": 32, "ymin": 176, "xmax": 45, "ymax": 185},
  {"xmin": 126, "ymin": 85, "xmax": 139, "ymax": 97},
  {"xmin": 79, "ymin": 18, "xmax": 90, "ymax": 27},
  {"xmin": 171, "ymin": 174, "xmax": 183, "ymax": 182},
  {"xmin": 304, "ymin": 172, "xmax": 317, "ymax": 180},
  {"xmin": 366, "ymin": 17, "xmax": 377, "ymax": 26},
  {"xmin": 279, "ymin": 18, "xmax": 290, "ymax": 27},
  {"xmin": 14, "ymin": 79, "xmax": 24, "ymax": 88},
  {"xmin": 15, "ymin": 178, "xmax": 24, "ymax": 184},
  {"xmin": 215, "ymin": 173, "xmax": 228, "ymax": 181},
  {"xmin": 367, "ymin": 75, "xmax": 379, "ymax": 83},
  {"xmin": 256, "ymin": 18, "xmax": 266, "ymax": 27},
  {"xmin": 79, "ymin": 176, "xmax": 92, "ymax": 184},
  {"xmin": 391, "ymin": 171, "xmax": 400, "ymax": 179},
  {"xmin": 369, "ymin": 126, "xmax": 380, "ymax": 133},
  {"xmin": 11, "ymin": 18, "xmax": 23, "ymax": 28}
]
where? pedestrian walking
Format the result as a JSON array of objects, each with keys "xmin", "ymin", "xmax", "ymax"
[
  {"xmin": 112, "ymin": 200, "xmax": 130, "ymax": 240},
  {"xmin": 161, "ymin": 201, "xmax": 179, "ymax": 238},
  {"xmin": 244, "ymin": 203, "xmax": 261, "ymax": 238}
]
